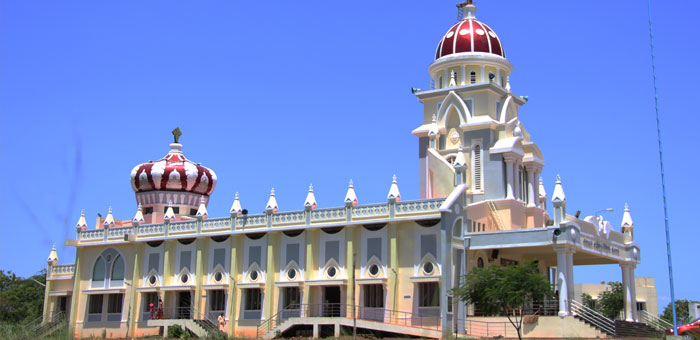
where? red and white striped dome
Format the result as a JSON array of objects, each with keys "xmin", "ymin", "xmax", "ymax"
[
  {"xmin": 435, "ymin": 2, "xmax": 505, "ymax": 60},
  {"xmin": 130, "ymin": 143, "xmax": 217, "ymax": 196}
]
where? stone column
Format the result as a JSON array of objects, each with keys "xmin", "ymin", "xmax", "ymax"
[
  {"xmin": 514, "ymin": 161, "xmax": 521, "ymax": 201},
  {"xmin": 42, "ymin": 266, "xmax": 53, "ymax": 323},
  {"xmin": 504, "ymin": 157, "xmax": 515, "ymax": 199},
  {"xmin": 526, "ymin": 166, "xmax": 537, "ymax": 207},
  {"xmin": 555, "ymin": 246, "xmax": 571, "ymax": 316},
  {"xmin": 630, "ymin": 265, "xmax": 637, "ymax": 321},
  {"xmin": 387, "ymin": 224, "xmax": 398, "ymax": 312},
  {"xmin": 534, "ymin": 169, "xmax": 541, "ymax": 208},
  {"xmin": 621, "ymin": 263, "xmax": 635, "ymax": 322},
  {"xmin": 566, "ymin": 249, "xmax": 575, "ymax": 305},
  {"xmin": 194, "ymin": 238, "xmax": 208, "ymax": 317},
  {"xmin": 127, "ymin": 243, "xmax": 144, "ymax": 337},
  {"xmin": 264, "ymin": 233, "xmax": 277, "ymax": 320},
  {"xmin": 227, "ymin": 236, "xmax": 238, "ymax": 335},
  {"xmin": 456, "ymin": 249, "xmax": 467, "ymax": 333},
  {"xmin": 460, "ymin": 65, "xmax": 466, "ymax": 86},
  {"xmin": 69, "ymin": 248, "xmax": 82, "ymax": 335},
  {"xmin": 480, "ymin": 65, "xmax": 485, "ymax": 82}
]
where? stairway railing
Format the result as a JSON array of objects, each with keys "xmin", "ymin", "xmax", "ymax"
[
  {"xmin": 487, "ymin": 200, "xmax": 504, "ymax": 230},
  {"xmin": 638, "ymin": 310, "xmax": 672, "ymax": 331},
  {"xmin": 570, "ymin": 299, "xmax": 616, "ymax": 335}
]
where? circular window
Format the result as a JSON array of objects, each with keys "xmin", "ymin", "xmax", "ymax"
[
  {"xmin": 148, "ymin": 275, "xmax": 157, "ymax": 285},
  {"xmin": 477, "ymin": 257, "xmax": 484, "ymax": 268},
  {"xmin": 327, "ymin": 266, "xmax": 337, "ymax": 278},
  {"xmin": 287, "ymin": 268, "xmax": 296, "ymax": 280},
  {"xmin": 105, "ymin": 254, "xmax": 113, "ymax": 262},
  {"xmin": 250, "ymin": 270, "xmax": 259, "ymax": 281},
  {"xmin": 368, "ymin": 264, "xmax": 379, "ymax": 276},
  {"xmin": 423, "ymin": 262, "xmax": 434, "ymax": 275},
  {"xmin": 180, "ymin": 274, "xmax": 189, "ymax": 284},
  {"xmin": 214, "ymin": 272, "xmax": 223, "ymax": 282}
]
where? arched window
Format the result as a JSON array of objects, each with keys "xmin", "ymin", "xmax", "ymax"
[
  {"xmin": 470, "ymin": 71, "xmax": 476, "ymax": 84},
  {"xmin": 439, "ymin": 76, "xmax": 443, "ymax": 88},
  {"xmin": 93, "ymin": 256, "xmax": 106, "ymax": 281},
  {"xmin": 472, "ymin": 145, "xmax": 482, "ymax": 191},
  {"xmin": 111, "ymin": 255, "xmax": 125, "ymax": 281}
]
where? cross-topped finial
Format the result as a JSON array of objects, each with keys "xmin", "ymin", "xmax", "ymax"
[{"xmin": 172, "ymin": 127, "xmax": 182, "ymax": 143}]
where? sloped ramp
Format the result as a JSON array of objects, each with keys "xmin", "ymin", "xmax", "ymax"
[{"xmin": 263, "ymin": 317, "xmax": 442, "ymax": 340}]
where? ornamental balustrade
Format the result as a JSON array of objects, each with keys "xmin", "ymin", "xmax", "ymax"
[
  {"xmin": 310, "ymin": 207, "xmax": 345, "ymax": 223},
  {"xmin": 201, "ymin": 217, "xmax": 230, "ymax": 231},
  {"xmin": 169, "ymin": 221, "xmax": 197, "ymax": 234},
  {"xmin": 50, "ymin": 264, "xmax": 75, "ymax": 277},
  {"xmin": 352, "ymin": 203, "xmax": 390, "ymax": 219},
  {"xmin": 273, "ymin": 211, "xmax": 305, "ymax": 225},
  {"xmin": 107, "ymin": 226, "xmax": 131, "ymax": 240},
  {"xmin": 75, "ymin": 198, "xmax": 446, "ymax": 244},
  {"xmin": 395, "ymin": 198, "xmax": 445, "ymax": 216}
]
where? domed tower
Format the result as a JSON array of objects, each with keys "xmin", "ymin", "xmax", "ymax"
[
  {"xmin": 413, "ymin": 1, "xmax": 545, "ymax": 228},
  {"xmin": 130, "ymin": 128, "xmax": 217, "ymax": 224}
]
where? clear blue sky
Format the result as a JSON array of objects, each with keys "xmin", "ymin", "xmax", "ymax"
[{"xmin": 1, "ymin": 0, "xmax": 697, "ymax": 313}]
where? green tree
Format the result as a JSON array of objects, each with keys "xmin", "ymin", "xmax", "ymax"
[
  {"xmin": 582, "ymin": 292, "xmax": 597, "ymax": 310},
  {"xmin": 663, "ymin": 299, "xmax": 698, "ymax": 325},
  {"xmin": 451, "ymin": 260, "xmax": 553, "ymax": 340},
  {"xmin": 0, "ymin": 270, "xmax": 46, "ymax": 323},
  {"xmin": 598, "ymin": 281, "xmax": 623, "ymax": 320}
]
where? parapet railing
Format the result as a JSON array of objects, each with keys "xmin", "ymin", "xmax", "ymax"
[
  {"xmin": 49, "ymin": 264, "xmax": 75, "ymax": 278},
  {"xmin": 76, "ymin": 198, "xmax": 446, "ymax": 244}
]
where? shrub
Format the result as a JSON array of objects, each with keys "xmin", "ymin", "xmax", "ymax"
[{"xmin": 168, "ymin": 324, "xmax": 184, "ymax": 338}]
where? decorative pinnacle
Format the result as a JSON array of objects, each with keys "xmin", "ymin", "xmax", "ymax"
[
  {"xmin": 457, "ymin": 0, "xmax": 477, "ymax": 19},
  {"xmin": 345, "ymin": 179, "xmax": 358, "ymax": 205},
  {"xmin": 387, "ymin": 174, "xmax": 401, "ymax": 201},
  {"xmin": 172, "ymin": 127, "xmax": 182, "ymax": 143}
]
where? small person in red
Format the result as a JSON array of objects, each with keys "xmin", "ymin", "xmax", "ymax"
[{"xmin": 149, "ymin": 302, "xmax": 155, "ymax": 320}]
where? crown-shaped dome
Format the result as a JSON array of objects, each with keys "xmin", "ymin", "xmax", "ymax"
[
  {"xmin": 130, "ymin": 129, "xmax": 217, "ymax": 196},
  {"xmin": 435, "ymin": 1, "xmax": 505, "ymax": 60}
]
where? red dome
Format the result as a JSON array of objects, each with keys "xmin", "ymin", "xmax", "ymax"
[
  {"xmin": 435, "ymin": 18, "xmax": 505, "ymax": 60},
  {"xmin": 130, "ymin": 143, "xmax": 217, "ymax": 196}
]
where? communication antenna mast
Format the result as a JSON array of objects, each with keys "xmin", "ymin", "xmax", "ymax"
[{"xmin": 646, "ymin": 0, "xmax": 678, "ymax": 335}]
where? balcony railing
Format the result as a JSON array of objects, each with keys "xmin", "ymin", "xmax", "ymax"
[{"xmin": 75, "ymin": 198, "xmax": 446, "ymax": 244}]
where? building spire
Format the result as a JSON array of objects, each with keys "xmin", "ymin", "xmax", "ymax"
[
  {"xmin": 304, "ymin": 184, "xmax": 317, "ymax": 209},
  {"xmin": 538, "ymin": 177, "xmax": 547, "ymax": 198},
  {"xmin": 164, "ymin": 201, "xmax": 175, "ymax": 221},
  {"xmin": 196, "ymin": 196, "xmax": 208, "ymax": 218},
  {"xmin": 47, "ymin": 244, "xmax": 59, "ymax": 265},
  {"xmin": 76, "ymin": 209, "xmax": 88, "ymax": 230},
  {"xmin": 345, "ymin": 179, "xmax": 358, "ymax": 206},
  {"xmin": 266, "ymin": 188, "xmax": 279, "ymax": 213},
  {"xmin": 230, "ymin": 192, "xmax": 243, "ymax": 216},
  {"xmin": 621, "ymin": 203, "xmax": 634, "ymax": 240},
  {"xmin": 387, "ymin": 174, "xmax": 402, "ymax": 201},
  {"xmin": 552, "ymin": 174, "xmax": 566, "ymax": 202},
  {"xmin": 103, "ymin": 206, "xmax": 115, "ymax": 227},
  {"xmin": 133, "ymin": 203, "xmax": 144, "ymax": 223}
]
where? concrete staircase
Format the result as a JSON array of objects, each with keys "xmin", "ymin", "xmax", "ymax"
[{"xmin": 615, "ymin": 320, "xmax": 665, "ymax": 338}]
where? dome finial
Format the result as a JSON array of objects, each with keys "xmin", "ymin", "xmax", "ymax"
[
  {"xmin": 457, "ymin": 0, "xmax": 477, "ymax": 20},
  {"xmin": 172, "ymin": 127, "xmax": 182, "ymax": 143}
]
